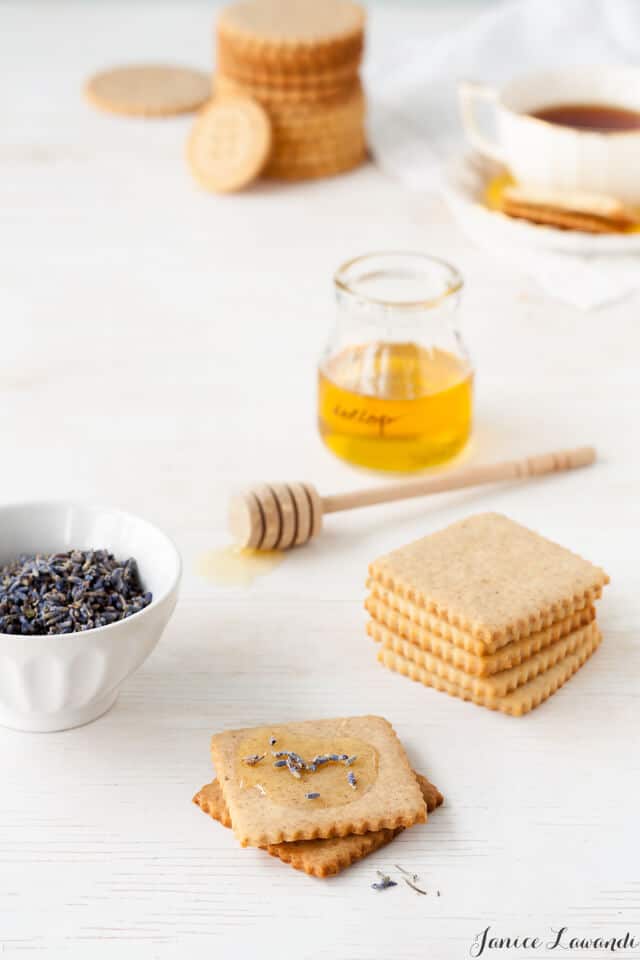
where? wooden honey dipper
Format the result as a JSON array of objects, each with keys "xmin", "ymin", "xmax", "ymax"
[{"xmin": 229, "ymin": 446, "xmax": 596, "ymax": 551}]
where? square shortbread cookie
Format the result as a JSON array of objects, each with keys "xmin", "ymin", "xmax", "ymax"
[
  {"xmin": 193, "ymin": 773, "xmax": 443, "ymax": 877},
  {"xmin": 379, "ymin": 626, "xmax": 602, "ymax": 716},
  {"xmin": 369, "ymin": 513, "xmax": 608, "ymax": 654},
  {"xmin": 371, "ymin": 620, "xmax": 598, "ymax": 697},
  {"xmin": 366, "ymin": 580, "xmax": 600, "ymax": 657},
  {"xmin": 210, "ymin": 715, "xmax": 426, "ymax": 847},
  {"xmin": 366, "ymin": 603, "xmax": 596, "ymax": 677}
]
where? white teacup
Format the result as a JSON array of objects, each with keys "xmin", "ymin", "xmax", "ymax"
[{"xmin": 458, "ymin": 66, "xmax": 640, "ymax": 204}]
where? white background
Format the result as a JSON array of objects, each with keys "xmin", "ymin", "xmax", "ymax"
[{"xmin": 1, "ymin": 1, "xmax": 639, "ymax": 958}]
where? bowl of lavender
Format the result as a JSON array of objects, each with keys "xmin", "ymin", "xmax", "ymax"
[{"xmin": 0, "ymin": 502, "xmax": 181, "ymax": 731}]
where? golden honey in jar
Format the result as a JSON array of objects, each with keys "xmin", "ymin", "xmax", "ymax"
[{"xmin": 317, "ymin": 253, "xmax": 473, "ymax": 472}]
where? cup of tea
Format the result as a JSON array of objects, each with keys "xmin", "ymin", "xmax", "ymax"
[{"xmin": 458, "ymin": 66, "xmax": 640, "ymax": 203}]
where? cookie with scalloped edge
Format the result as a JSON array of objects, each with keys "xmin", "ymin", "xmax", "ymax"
[
  {"xmin": 210, "ymin": 715, "xmax": 426, "ymax": 847},
  {"xmin": 371, "ymin": 619, "xmax": 598, "ymax": 697},
  {"xmin": 217, "ymin": 0, "xmax": 365, "ymax": 70},
  {"xmin": 379, "ymin": 626, "xmax": 602, "ymax": 716},
  {"xmin": 215, "ymin": 71, "xmax": 360, "ymax": 105},
  {"xmin": 369, "ymin": 513, "xmax": 609, "ymax": 655},
  {"xmin": 193, "ymin": 773, "xmax": 442, "ymax": 877},
  {"xmin": 366, "ymin": 579, "xmax": 602, "ymax": 657},
  {"xmin": 215, "ymin": 52, "xmax": 361, "ymax": 90},
  {"xmin": 366, "ymin": 597, "xmax": 596, "ymax": 676}
]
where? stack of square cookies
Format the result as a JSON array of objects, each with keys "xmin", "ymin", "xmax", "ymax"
[
  {"xmin": 366, "ymin": 513, "xmax": 609, "ymax": 716},
  {"xmin": 193, "ymin": 715, "xmax": 443, "ymax": 878},
  {"xmin": 214, "ymin": 0, "xmax": 367, "ymax": 180}
]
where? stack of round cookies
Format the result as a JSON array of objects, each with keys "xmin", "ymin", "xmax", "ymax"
[{"xmin": 214, "ymin": 0, "xmax": 366, "ymax": 181}]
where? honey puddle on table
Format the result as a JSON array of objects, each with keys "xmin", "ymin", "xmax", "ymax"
[{"xmin": 196, "ymin": 545, "xmax": 284, "ymax": 587}]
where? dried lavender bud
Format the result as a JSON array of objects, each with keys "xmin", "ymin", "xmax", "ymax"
[
  {"xmin": 305, "ymin": 792, "xmax": 320, "ymax": 800},
  {"xmin": 347, "ymin": 771, "xmax": 357, "ymax": 789},
  {"xmin": 286, "ymin": 758, "xmax": 302, "ymax": 779},
  {"xmin": 372, "ymin": 871, "xmax": 397, "ymax": 891},
  {"xmin": 0, "ymin": 550, "xmax": 152, "ymax": 636},
  {"xmin": 241, "ymin": 754, "xmax": 265, "ymax": 766}
]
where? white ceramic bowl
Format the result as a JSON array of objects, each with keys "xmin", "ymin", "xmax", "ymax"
[{"xmin": 0, "ymin": 502, "xmax": 181, "ymax": 732}]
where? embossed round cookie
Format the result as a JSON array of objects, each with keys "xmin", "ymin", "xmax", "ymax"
[
  {"xmin": 186, "ymin": 96, "xmax": 272, "ymax": 193},
  {"xmin": 85, "ymin": 64, "xmax": 211, "ymax": 117}
]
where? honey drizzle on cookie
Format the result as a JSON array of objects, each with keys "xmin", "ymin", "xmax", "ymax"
[{"xmin": 235, "ymin": 732, "xmax": 377, "ymax": 808}]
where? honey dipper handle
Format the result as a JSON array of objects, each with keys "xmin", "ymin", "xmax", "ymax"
[{"xmin": 320, "ymin": 446, "xmax": 596, "ymax": 514}]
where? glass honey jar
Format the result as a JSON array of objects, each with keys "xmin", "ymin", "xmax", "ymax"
[{"xmin": 317, "ymin": 252, "xmax": 473, "ymax": 472}]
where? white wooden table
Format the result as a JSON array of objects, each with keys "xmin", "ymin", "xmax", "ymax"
[{"xmin": 2, "ymin": 2, "xmax": 639, "ymax": 958}]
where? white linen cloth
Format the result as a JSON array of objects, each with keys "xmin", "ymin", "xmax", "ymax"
[{"xmin": 366, "ymin": 0, "xmax": 640, "ymax": 309}]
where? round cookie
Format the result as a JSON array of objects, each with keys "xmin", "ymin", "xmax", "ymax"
[
  {"xmin": 215, "ymin": 72, "xmax": 359, "ymax": 106},
  {"xmin": 216, "ymin": 49, "xmax": 362, "ymax": 90},
  {"xmin": 216, "ymin": 79, "xmax": 365, "ymax": 127},
  {"xmin": 269, "ymin": 133, "xmax": 366, "ymax": 161},
  {"xmin": 187, "ymin": 96, "xmax": 272, "ymax": 193},
  {"xmin": 266, "ymin": 90, "xmax": 365, "ymax": 140},
  {"xmin": 263, "ymin": 140, "xmax": 366, "ymax": 180},
  {"xmin": 218, "ymin": 0, "xmax": 365, "ymax": 68},
  {"xmin": 85, "ymin": 64, "xmax": 211, "ymax": 117},
  {"xmin": 218, "ymin": 32, "xmax": 364, "ymax": 74}
]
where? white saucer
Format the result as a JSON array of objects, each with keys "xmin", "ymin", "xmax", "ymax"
[{"xmin": 442, "ymin": 153, "xmax": 640, "ymax": 256}]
